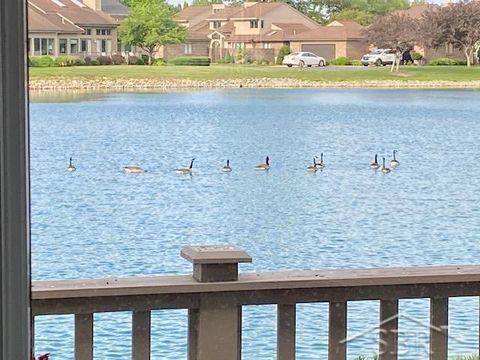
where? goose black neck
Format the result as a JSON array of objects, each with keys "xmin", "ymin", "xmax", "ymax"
[
  {"xmin": 266, "ymin": 156, "xmax": 269, "ymax": 165},
  {"xmin": 190, "ymin": 159, "xmax": 194, "ymax": 169}
]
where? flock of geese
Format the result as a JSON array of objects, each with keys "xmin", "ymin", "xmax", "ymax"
[{"xmin": 66, "ymin": 151, "xmax": 400, "ymax": 175}]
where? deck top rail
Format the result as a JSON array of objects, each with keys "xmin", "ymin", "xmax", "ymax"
[{"xmin": 31, "ymin": 245, "xmax": 480, "ymax": 360}]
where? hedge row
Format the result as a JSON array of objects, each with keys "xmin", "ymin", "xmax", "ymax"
[
  {"xmin": 429, "ymin": 57, "xmax": 467, "ymax": 66},
  {"xmin": 29, "ymin": 55, "xmax": 147, "ymax": 67},
  {"xmin": 329, "ymin": 57, "xmax": 362, "ymax": 66},
  {"xmin": 169, "ymin": 56, "xmax": 210, "ymax": 66}
]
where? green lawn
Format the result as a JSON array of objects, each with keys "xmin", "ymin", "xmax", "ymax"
[{"xmin": 28, "ymin": 64, "xmax": 480, "ymax": 82}]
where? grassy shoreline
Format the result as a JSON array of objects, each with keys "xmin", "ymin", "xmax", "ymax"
[{"xmin": 28, "ymin": 64, "xmax": 480, "ymax": 90}]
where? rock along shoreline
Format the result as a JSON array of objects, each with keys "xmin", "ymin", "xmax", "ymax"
[{"xmin": 29, "ymin": 78, "xmax": 480, "ymax": 91}]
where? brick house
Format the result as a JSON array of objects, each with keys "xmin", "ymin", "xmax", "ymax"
[
  {"xmin": 288, "ymin": 20, "xmax": 369, "ymax": 61},
  {"xmin": 28, "ymin": 0, "xmax": 119, "ymax": 57},
  {"xmin": 165, "ymin": 2, "xmax": 321, "ymax": 62}
]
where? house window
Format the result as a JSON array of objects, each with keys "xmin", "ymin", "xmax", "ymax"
[
  {"xmin": 261, "ymin": 20, "xmax": 264, "ymax": 28},
  {"xmin": 70, "ymin": 39, "xmax": 78, "ymax": 54},
  {"xmin": 86, "ymin": 28, "xmax": 91, "ymax": 35},
  {"xmin": 96, "ymin": 29, "xmax": 111, "ymax": 36},
  {"xmin": 59, "ymin": 39, "xmax": 67, "ymax": 54},
  {"xmin": 212, "ymin": 21, "xmax": 221, "ymax": 29},
  {"xmin": 47, "ymin": 38, "xmax": 54, "ymax": 55},
  {"xmin": 41, "ymin": 38, "xmax": 48, "ymax": 55},
  {"xmin": 34, "ymin": 38, "xmax": 40, "ymax": 54},
  {"xmin": 250, "ymin": 20, "xmax": 259, "ymax": 28},
  {"xmin": 185, "ymin": 43, "xmax": 193, "ymax": 54},
  {"xmin": 81, "ymin": 39, "xmax": 87, "ymax": 52},
  {"xmin": 263, "ymin": 42, "xmax": 271, "ymax": 49}
]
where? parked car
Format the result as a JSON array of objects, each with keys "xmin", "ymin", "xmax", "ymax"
[
  {"xmin": 361, "ymin": 49, "xmax": 395, "ymax": 66},
  {"xmin": 283, "ymin": 52, "xmax": 326, "ymax": 67}
]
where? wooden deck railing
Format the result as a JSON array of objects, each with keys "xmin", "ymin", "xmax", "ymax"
[{"xmin": 31, "ymin": 246, "xmax": 480, "ymax": 360}]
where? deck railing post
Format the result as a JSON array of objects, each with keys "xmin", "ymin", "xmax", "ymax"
[
  {"xmin": 430, "ymin": 297, "xmax": 448, "ymax": 360},
  {"xmin": 379, "ymin": 299, "xmax": 398, "ymax": 360},
  {"xmin": 182, "ymin": 245, "xmax": 252, "ymax": 360},
  {"xmin": 329, "ymin": 301, "xmax": 347, "ymax": 360}
]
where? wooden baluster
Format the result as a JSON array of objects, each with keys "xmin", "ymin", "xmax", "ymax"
[
  {"xmin": 430, "ymin": 297, "xmax": 448, "ymax": 360},
  {"xmin": 277, "ymin": 304, "xmax": 296, "ymax": 360},
  {"xmin": 75, "ymin": 313, "xmax": 93, "ymax": 360},
  {"xmin": 132, "ymin": 311, "xmax": 151, "ymax": 360},
  {"xmin": 328, "ymin": 301, "xmax": 347, "ymax": 360},
  {"xmin": 188, "ymin": 309, "xmax": 199, "ymax": 360},
  {"xmin": 379, "ymin": 299, "xmax": 398, "ymax": 360}
]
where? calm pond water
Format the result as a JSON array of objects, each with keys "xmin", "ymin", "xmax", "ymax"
[{"xmin": 31, "ymin": 89, "xmax": 480, "ymax": 359}]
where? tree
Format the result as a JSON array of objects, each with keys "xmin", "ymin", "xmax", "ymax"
[
  {"xmin": 119, "ymin": 0, "xmax": 187, "ymax": 65},
  {"xmin": 350, "ymin": 0, "xmax": 408, "ymax": 16},
  {"xmin": 420, "ymin": 1, "xmax": 480, "ymax": 67},
  {"xmin": 330, "ymin": 8, "xmax": 375, "ymax": 25},
  {"xmin": 366, "ymin": 13, "xmax": 419, "ymax": 71}
]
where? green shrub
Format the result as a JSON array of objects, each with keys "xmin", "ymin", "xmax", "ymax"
[
  {"xmin": 429, "ymin": 57, "xmax": 467, "ymax": 66},
  {"xmin": 54, "ymin": 55, "xmax": 77, "ymax": 67},
  {"xmin": 351, "ymin": 59, "xmax": 362, "ymax": 66},
  {"xmin": 220, "ymin": 52, "xmax": 233, "ymax": 64},
  {"xmin": 96, "ymin": 56, "xmax": 112, "ymax": 65},
  {"xmin": 136, "ymin": 57, "xmax": 145, "ymax": 65},
  {"xmin": 276, "ymin": 45, "xmax": 291, "ymax": 65},
  {"xmin": 169, "ymin": 56, "xmax": 211, "ymax": 66},
  {"xmin": 90, "ymin": 59, "xmax": 100, "ymax": 66},
  {"xmin": 111, "ymin": 54, "xmax": 125, "ymax": 65},
  {"xmin": 260, "ymin": 59, "xmax": 270, "ymax": 65},
  {"xmin": 30, "ymin": 56, "xmax": 55, "ymax": 67},
  {"xmin": 74, "ymin": 58, "xmax": 85, "ymax": 66},
  {"xmin": 84, "ymin": 56, "xmax": 92, "ymax": 65},
  {"xmin": 330, "ymin": 56, "xmax": 353, "ymax": 65}
]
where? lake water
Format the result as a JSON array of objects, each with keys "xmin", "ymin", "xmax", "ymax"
[{"xmin": 31, "ymin": 89, "xmax": 480, "ymax": 359}]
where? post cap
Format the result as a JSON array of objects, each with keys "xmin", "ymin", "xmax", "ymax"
[{"xmin": 181, "ymin": 245, "xmax": 252, "ymax": 265}]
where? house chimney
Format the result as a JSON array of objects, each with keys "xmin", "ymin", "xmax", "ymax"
[{"xmin": 83, "ymin": 0, "xmax": 102, "ymax": 11}]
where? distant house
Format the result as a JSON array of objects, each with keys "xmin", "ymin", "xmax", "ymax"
[
  {"xmin": 28, "ymin": 0, "xmax": 118, "ymax": 57},
  {"xmin": 288, "ymin": 20, "xmax": 368, "ymax": 61},
  {"xmin": 166, "ymin": 2, "xmax": 369, "ymax": 63},
  {"xmin": 165, "ymin": 2, "xmax": 321, "ymax": 62}
]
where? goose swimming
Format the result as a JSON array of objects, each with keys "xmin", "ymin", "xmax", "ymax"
[
  {"xmin": 176, "ymin": 158, "xmax": 195, "ymax": 175},
  {"xmin": 381, "ymin": 157, "xmax": 391, "ymax": 175},
  {"xmin": 223, "ymin": 159, "xmax": 232, "ymax": 172},
  {"xmin": 370, "ymin": 154, "xmax": 380, "ymax": 170},
  {"xmin": 390, "ymin": 150, "xmax": 400, "ymax": 169},
  {"xmin": 255, "ymin": 156, "xmax": 270, "ymax": 171},
  {"xmin": 67, "ymin": 157, "xmax": 76, "ymax": 172},
  {"xmin": 123, "ymin": 165, "xmax": 145, "ymax": 174}
]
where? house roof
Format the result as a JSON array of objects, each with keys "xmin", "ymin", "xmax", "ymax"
[
  {"xmin": 229, "ymin": 2, "xmax": 282, "ymax": 20},
  {"xmin": 28, "ymin": 4, "xmax": 84, "ymax": 33},
  {"xmin": 205, "ymin": 7, "xmax": 243, "ymax": 20},
  {"xmin": 28, "ymin": 0, "xmax": 117, "ymax": 27},
  {"xmin": 100, "ymin": 0, "xmax": 129, "ymax": 16},
  {"xmin": 393, "ymin": 4, "xmax": 435, "ymax": 19},
  {"xmin": 287, "ymin": 20, "xmax": 365, "ymax": 41},
  {"xmin": 175, "ymin": 5, "xmax": 211, "ymax": 22}
]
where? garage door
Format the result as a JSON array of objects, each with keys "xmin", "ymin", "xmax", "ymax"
[{"xmin": 301, "ymin": 44, "xmax": 336, "ymax": 61}]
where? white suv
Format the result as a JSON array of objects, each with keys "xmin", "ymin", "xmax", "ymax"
[{"xmin": 361, "ymin": 49, "xmax": 395, "ymax": 66}]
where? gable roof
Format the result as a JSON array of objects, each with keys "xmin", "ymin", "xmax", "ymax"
[
  {"xmin": 28, "ymin": 4, "xmax": 84, "ymax": 33},
  {"xmin": 229, "ymin": 2, "xmax": 282, "ymax": 20},
  {"xmin": 29, "ymin": 0, "xmax": 117, "ymax": 27},
  {"xmin": 175, "ymin": 5, "xmax": 211, "ymax": 22},
  {"xmin": 288, "ymin": 20, "xmax": 365, "ymax": 41},
  {"xmin": 100, "ymin": 0, "xmax": 129, "ymax": 16},
  {"xmin": 393, "ymin": 4, "xmax": 436, "ymax": 19}
]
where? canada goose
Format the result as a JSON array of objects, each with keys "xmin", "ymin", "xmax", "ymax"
[
  {"xmin": 390, "ymin": 150, "xmax": 400, "ymax": 168},
  {"xmin": 316, "ymin": 153, "xmax": 325, "ymax": 169},
  {"xmin": 176, "ymin": 158, "xmax": 195, "ymax": 175},
  {"xmin": 67, "ymin": 157, "xmax": 76, "ymax": 172},
  {"xmin": 123, "ymin": 165, "xmax": 145, "ymax": 174},
  {"xmin": 255, "ymin": 156, "xmax": 270, "ymax": 170},
  {"xmin": 370, "ymin": 154, "xmax": 380, "ymax": 170},
  {"xmin": 307, "ymin": 157, "xmax": 319, "ymax": 172},
  {"xmin": 223, "ymin": 159, "xmax": 232, "ymax": 172},
  {"xmin": 381, "ymin": 157, "xmax": 391, "ymax": 175}
]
